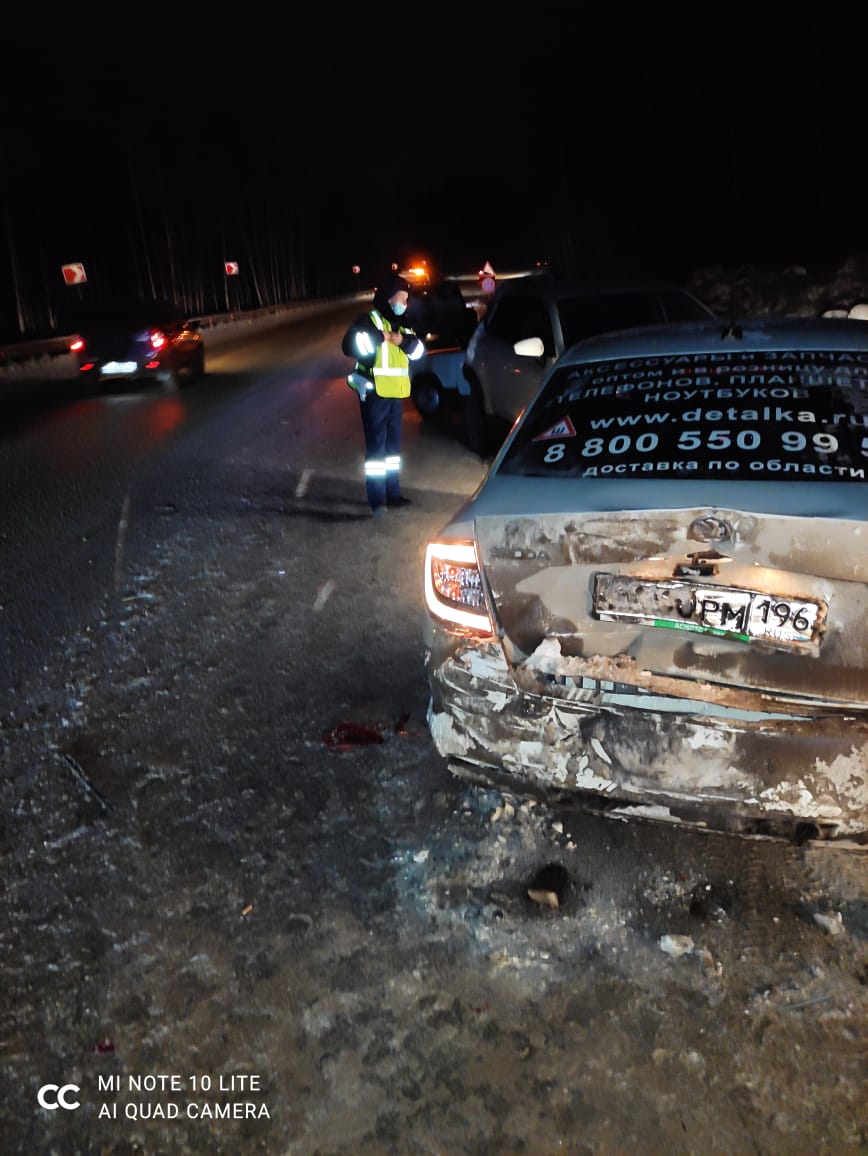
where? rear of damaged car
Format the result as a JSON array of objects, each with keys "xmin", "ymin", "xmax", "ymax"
[{"xmin": 423, "ymin": 318, "xmax": 868, "ymax": 845}]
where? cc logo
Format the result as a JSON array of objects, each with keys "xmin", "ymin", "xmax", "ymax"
[{"xmin": 37, "ymin": 1083, "xmax": 81, "ymax": 1110}]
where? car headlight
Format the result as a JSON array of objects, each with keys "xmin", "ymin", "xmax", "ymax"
[{"xmin": 424, "ymin": 540, "xmax": 493, "ymax": 632}]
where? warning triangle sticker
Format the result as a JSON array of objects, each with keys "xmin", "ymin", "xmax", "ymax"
[{"xmin": 533, "ymin": 417, "xmax": 576, "ymax": 441}]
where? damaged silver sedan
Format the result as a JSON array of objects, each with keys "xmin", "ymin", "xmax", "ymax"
[{"xmin": 423, "ymin": 317, "xmax": 868, "ymax": 844}]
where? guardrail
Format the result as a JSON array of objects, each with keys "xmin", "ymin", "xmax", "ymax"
[{"xmin": 0, "ymin": 334, "xmax": 73, "ymax": 366}]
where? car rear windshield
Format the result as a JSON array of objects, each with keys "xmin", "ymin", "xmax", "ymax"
[
  {"xmin": 496, "ymin": 349, "xmax": 868, "ymax": 484},
  {"xmin": 556, "ymin": 290, "xmax": 711, "ymax": 348},
  {"xmin": 69, "ymin": 302, "xmax": 184, "ymax": 329}
]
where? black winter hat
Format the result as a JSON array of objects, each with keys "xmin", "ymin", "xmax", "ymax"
[{"xmin": 374, "ymin": 274, "xmax": 411, "ymax": 311}]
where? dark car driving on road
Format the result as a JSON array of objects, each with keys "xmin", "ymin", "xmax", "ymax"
[{"xmin": 68, "ymin": 300, "xmax": 205, "ymax": 390}]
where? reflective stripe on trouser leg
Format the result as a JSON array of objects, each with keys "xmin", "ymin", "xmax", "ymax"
[{"xmin": 365, "ymin": 459, "xmax": 387, "ymax": 510}]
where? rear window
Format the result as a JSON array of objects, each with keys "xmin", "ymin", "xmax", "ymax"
[
  {"xmin": 69, "ymin": 301, "xmax": 184, "ymax": 329},
  {"xmin": 497, "ymin": 349, "xmax": 868, "ymax": 483},
  {"xmin": 407, "ymin": 282, "xmax": 474, "ymax": 339},
  {"xmin": 557, "ymin": 293, "xmax": 663, "ymax": 347},
  {"xmin": 657, "ymin": 290, "xmax": 714, "ymax": 322}
]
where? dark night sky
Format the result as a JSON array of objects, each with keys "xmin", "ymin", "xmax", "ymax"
[{"xmin": 4, "ymin": 9, "xmax": 868, "ymax": 319}]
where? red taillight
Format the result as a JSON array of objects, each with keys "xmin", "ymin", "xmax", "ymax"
[
  {"xmin": 424, "ymin": 541, "xmax": 493, "ymax": 632},
  {"xmin": 69, "ymin": 336, "xmax": 85, "ymax": 353},
  {"xmin": 149, "ymin": 329, "xmax": 167, "ymax": 351}
]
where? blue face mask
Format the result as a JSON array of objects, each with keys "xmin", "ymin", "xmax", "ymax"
[{"xmin": 392, "ymin": 302, "xmax": 407, "ymax": 316}]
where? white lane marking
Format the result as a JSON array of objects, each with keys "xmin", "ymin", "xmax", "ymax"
[
  {"xmin": 113, "ymin": 494, "xmax": 131, "ymax": 593},
  {"xmin": 295, "ymin": 468, "xmax": 313, "ymax": 498},
  {"xmin": 312, "ymin": 580, "xmax": 335, "ymax": 612}
]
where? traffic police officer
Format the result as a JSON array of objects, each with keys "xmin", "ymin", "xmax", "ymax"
[{"xmin": 342, "ymin": 274, "xmax": 424, "ymax": 518}]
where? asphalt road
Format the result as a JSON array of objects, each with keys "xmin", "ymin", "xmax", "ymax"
[{"xmin": 1, "ymin": 305, "xmax": 865, "ymax": 1154}]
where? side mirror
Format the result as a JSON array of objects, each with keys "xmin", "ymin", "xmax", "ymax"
[{"xmin": 513, "ymin": 336, "xmax": 545, "ymax": 358}]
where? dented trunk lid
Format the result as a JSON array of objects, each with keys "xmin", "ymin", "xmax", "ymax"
[{"xmin": 474, "ymin": 505, "xmax": 868, "ymax": 711}]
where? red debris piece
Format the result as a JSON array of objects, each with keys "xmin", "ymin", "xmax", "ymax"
[
  {"xmin": 91, "ymin": 1037, "xmax": 115, "ymax": 1054},
  {"xmin": 323, "ymin": 721, "xmax": 385, "ymax": 747}
]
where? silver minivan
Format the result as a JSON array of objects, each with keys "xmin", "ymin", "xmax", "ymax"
[{"xmin": 462, "ymin": 276, "xmax": 715, "ymax": 454}]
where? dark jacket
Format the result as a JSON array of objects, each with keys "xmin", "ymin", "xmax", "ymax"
[{"xmin": 341, "ymin": 275, "xmax": 425, "ymax": 396}]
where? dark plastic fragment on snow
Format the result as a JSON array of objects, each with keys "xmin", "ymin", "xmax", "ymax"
[
  {"xmin": 527, "ymin": 862, "xmax": 571, "ymax": 909},
  {"xmin": 323, "ymin": 721, "xmax": 385, "ymax": 747}
]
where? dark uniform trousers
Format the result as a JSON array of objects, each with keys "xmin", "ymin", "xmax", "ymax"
[{"xmin": 359, "ymin": 390, "xmax": 403, "ymax": 510}]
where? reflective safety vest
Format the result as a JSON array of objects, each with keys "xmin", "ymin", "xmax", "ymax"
[{"xmin": 367, "ymin": 310, "xmax": 412, "ymax": 399}]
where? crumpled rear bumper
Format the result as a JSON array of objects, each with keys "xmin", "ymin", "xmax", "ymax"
[{"xmin": 425, "ymin": 637, "xmax": 868, "ymax": 843}]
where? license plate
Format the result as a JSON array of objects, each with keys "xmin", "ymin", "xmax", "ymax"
[
  {"xmin": 593, "ymin": 573, "xmax": 826, "ymax": 653},
  {"xmin": 101, "ymin": 361, "xmax": 138, "ymax": 375}
]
